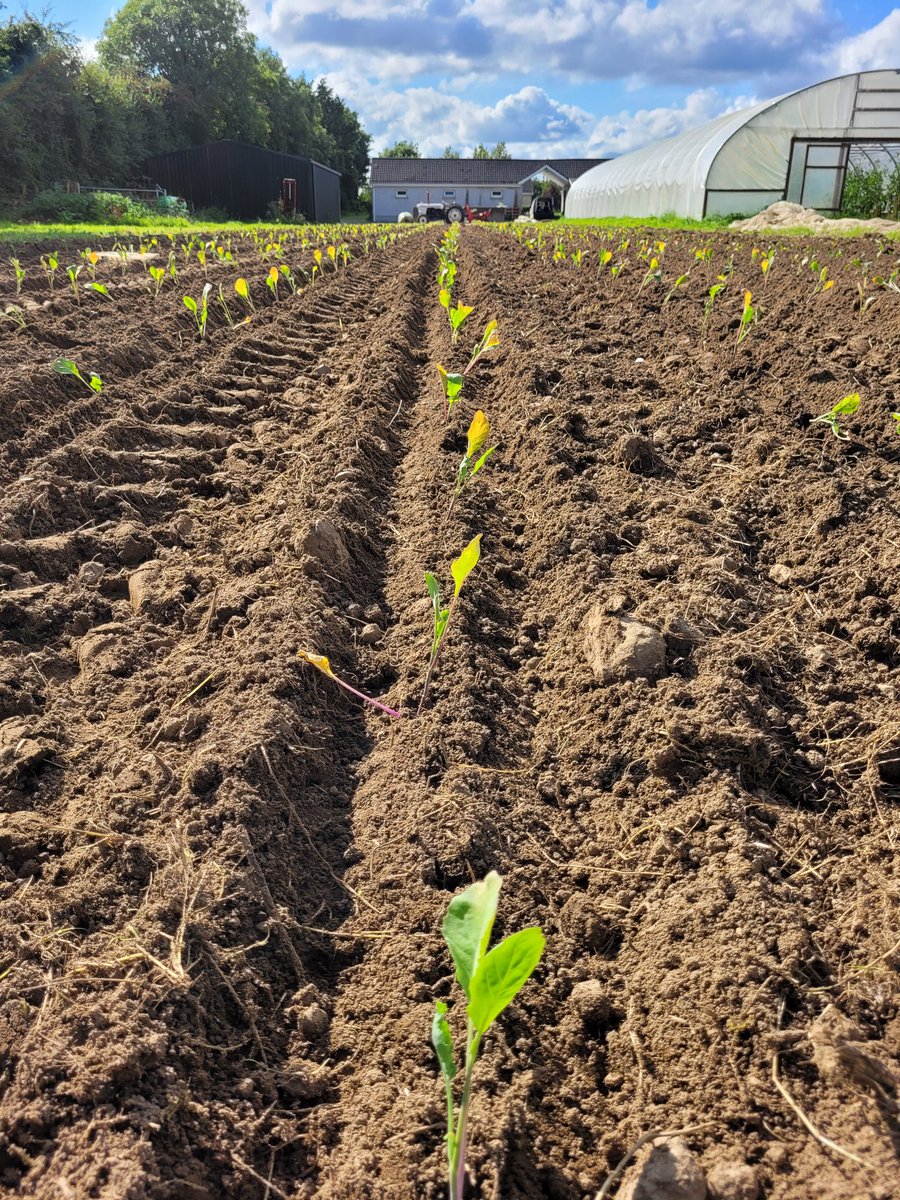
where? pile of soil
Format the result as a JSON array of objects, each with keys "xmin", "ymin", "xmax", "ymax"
[
  {"xmin": 731, "ymin": 200, "xmax": 900, "ymax": 234},
  {"xmin": 0, "ymin": 226, "xmax": 898, "ymax": 1200}
]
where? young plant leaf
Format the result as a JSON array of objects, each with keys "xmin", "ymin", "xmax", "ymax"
[
  {"xmin": 88, "ymin": 373, "xmax": 103, "ymax": 393},
  {"xmin": 469, "ymin": 447, "xmax": 495, "ymax": 477},
  {"xmin": 466, "ymin": 410, "xmax": 490, "ymax": 459},
  {"xmin": 832, "ymin": 393, "xmax": 860, "ymax": 417},
  {"xmin": 468, "ymin": 926, "xmax": 546, "ymax": 1036},
  {"xmin": 451, "ymin": 533, "xmax": 482, "ymax": 597},
  {"xmin": 431, "ymin": 1001, "xmax": 457, "ymax": 1085},
  {"xmin": 441, "ymin": 871, "xmax": 501, "ymax": 998},
  {"xmin": 53, "ymin": 358, "xmax": 80, "ymax": 379}
]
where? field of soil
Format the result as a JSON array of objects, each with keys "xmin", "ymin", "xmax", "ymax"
[{"xmin": 0, "ymin": 224, "xmax": 898, "ymax": 1200}]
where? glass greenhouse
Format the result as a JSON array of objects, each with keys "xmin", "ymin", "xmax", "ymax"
[{"xmin": 567, "ymin": 71, "xmax": 900, "ymax": 219}]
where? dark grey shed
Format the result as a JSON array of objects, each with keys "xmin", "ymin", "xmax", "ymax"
[{"xmin": 146, "ymin": 140, "xmax": 342, "ymax": 221}]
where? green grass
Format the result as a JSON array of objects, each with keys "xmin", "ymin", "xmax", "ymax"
[
  {"xmin": 556, "ymin": 213, "xmax": 736, "ymax": 231},
  {"xmin": 0, "ymin": 217, "xmax": 377, "ymax": 243}
]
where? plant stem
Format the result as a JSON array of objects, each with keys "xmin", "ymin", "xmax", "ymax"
[
  {"xmin": 449, "ymin": 1025, "xmax": 481, "ymax": 1200},
  {"xmin": 332, "ymin": 676, "xmax": 400, "ymax": 718},
  {"xmin": 418, "ymin": 596, "xmax": 458, "ymax": 715}
]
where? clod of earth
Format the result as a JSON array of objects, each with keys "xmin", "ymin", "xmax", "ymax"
[
  {"xmin": 299, "ymin": 517, "xmax": 348, "ymax": 565},
  {"xmin": 584, "ymin": 606, "xmax": 667, "ymax": 684},
  {"xmin": 617, "ymin": 1136, "xmax": 706, "ymax": 1200},
  {"xmin": 706, "ymin": 1161, "xmax": 760, "ymax": 1200}
]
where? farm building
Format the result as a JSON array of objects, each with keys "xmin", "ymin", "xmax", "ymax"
[
  {"xmin": 146, "ymin": 140, "xmax": 342, "ymax": 221},
  {"xmin": 567, "ymin": 70, "xmax": 900, "ymax": 220},
  {"xmin": 369, "ymin": 158, "xmax": 606, "ymax": 222}
]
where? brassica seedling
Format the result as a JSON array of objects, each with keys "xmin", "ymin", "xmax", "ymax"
[
  {"xmin": 812, "ymin": 393, "xmax": 861, "ymax": 441},
  {"xmin": 891, "ymin": 411, "xmax": 900, "ymax": 433},
  {"xmin": 703, "ymin": 280, "xmax": 726, "ymax": 329},
  {"xmin": 89, "ymin": 282, "xmax": 112, "ymax": 300},
  {"xmin": 663, "ymin": 271, "xmax": 689, "ymax": 306},
  {"xmin": 419, "ymin": 534, "xmax": 481, "ymax": 714},
  {"xmin": 266, "ymin": 265, "xmax": 279, "ymax": 299},
  {"xmin": 432, "ymin": 871, "xmax": 545, "ymax": 1200},
  {"xmin": 437, "ymin": 365, "xmax": 464, "ymax": 415},
  {"xmin": 41, "ymin": 252, "xmax": 58, "ymax": 292},
  {"xmin": 53, "ymin": 358, "xmax": 102, "ymax": 393},
  {"xmin": 447, "ymin": 300, "xmax": 473, "ymax": 343},
  {"xmin": 66, "ymin": 265, "xmax": 82, "ymax": 303},
  {"xmin": 10, "ymin": 258, "xmax": 25, "ymax": 296},
  {"xmin": 464, "ymin": 320, "xmax": 499, "ymax": 376},
  {"xmin": 235, "ymin": 277, "xmax": 254, "ymax": 312},
  {"xmin": 297, "ymin": 649, "xmax": 399, "ymax": 718},
  {"xmin": 148, "ymin": 264, "xmax": 165, "ymax": 297},
  {"xmin": 736, "ymin": 290, "xmax": 757, "ymax": 347},
  {"xmin": 451, "ymin": 410, "xmax": 494, "ymax": 511},
  {"xmin": 0, "ymin": 305, "xmax": 26, "ymax": 329},
  {"xmin": 184, "ymin": 283, "xmax": 212, "ymax": 338}
]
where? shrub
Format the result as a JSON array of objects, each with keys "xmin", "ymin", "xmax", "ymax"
[{"xmin": 22, "ymin": 189, "xmax": 155, "ymax": 224}]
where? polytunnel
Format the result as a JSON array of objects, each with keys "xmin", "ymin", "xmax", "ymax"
[{"xmin": 567, "ymin": 71, "xmax": 900, "ymax": 219}]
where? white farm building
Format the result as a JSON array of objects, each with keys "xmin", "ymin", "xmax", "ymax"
[{"xmin": 567, "ymin": 71, "xmax": 900, "ymax": 220}]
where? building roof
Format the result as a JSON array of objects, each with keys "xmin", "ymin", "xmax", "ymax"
[
  {"xmin": 148, "ymin": 139, "xmax": 341, "ymax": 177},
  {"xmin": 370, "ymin": 158, "xmax": 606, "ymax": 185}
]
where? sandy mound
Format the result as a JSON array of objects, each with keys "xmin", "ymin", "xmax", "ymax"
[{"xmin": 731, "ymin": 199, "xmax": 900, "ymax": 233}]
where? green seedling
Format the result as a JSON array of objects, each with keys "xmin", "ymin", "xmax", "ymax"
[
  {"xmin": 41, "ymin": 252, "xmax": 58, "ymax": 292},
  {"xmin": 148, "ymin": 264, "xmax": 166, "ymax": 297},
  {"xmin": 66, "ymin": 265, "xmax": 82, "ymax": 303},
  {"xmin": 235, "ymin": 277, "xmax": 255, "ymax": 312},
  {"xmin": 891, "ymin": 412, "xmax": 900, "ymax": 433},
  {"xmin": 279, "ymin": 264, "xmax": 298, "ymax": 294},
  {"xmin": 598, "ymin": 248, "xmax": 613, "ymax": 272},
  {"xmin": 184, "ymin": 283, "xmax": 213, "ymax": 338},
  {"xmin": 218, "ymin": 284, "xmax": 235, "ymax": 328},
  {"xmin": 437, "ymin": 364, "xmax": 464, "ymax": 415},
  {"xmin": 82, "ymin": 249, "xmax": 100, "ymax": 279},
  {"xmin": 812, "ymin": 393, "xmax": 861, "ymax": 441},
  {"xmin": 53, "ymin": 358, "xmax": 102, "ymax": 393},
  {"xmin": 297, "ymin": 649, "xmax": 399, "ymax": 718},
  {"xmin": 432, "ymin": 871, "xmax": 545, "ymax": 1200},
  {"xmin": 811, "ymin": 264, "xmax": 835, "ymax": 297},
  {"xmin": 638, "ymin": 255, "xmax": 662, "ymax": 292},
  {"xmin": 464, "ymin": 320, "xmax": 499, "ymax": 376},
  {"xmin": 662, "ymin": 271, "xmax": 689, "ymax": 306},
  {"xmin": 448, "ymin": 301, "xmax": 473, "ymax": 343},
  {"xmin": 0, "ymin": 305, "xmax": 26, "ymax": 329},
  {"xmin": 450, "ymin": 411, "xmax": 494, "ymax": 514},
  {"xmin": 419, "ymin": 533, "xmax": 481, "ymax": 715},
  {"xmin": 439, "ymin": 259, "xmax": 457, "ymax": 292},
  {"xmin": 10, "ymin": 258, "xmax": 25, "ymax": 296},
  {"xmin": 266, "ymin": 265, "xmax": 279, "ymax": 299},
  {"xmin": 89, "ymin": 282, "xmax": 112, "ymax": 300},
  {"xmin": 736, "ymin": 290, "xmax": 757, "ymax": 348}
]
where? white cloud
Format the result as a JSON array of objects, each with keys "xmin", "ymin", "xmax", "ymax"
[
  {"xmin": 835, "ymin": 9, "xmax": 900, "ymax": 73},
  {"xmin": 585, "ymin": 88, "xmax": 753, "ymax": 155},
  {"xmin": 78, "ymin": 37, "xmax": 99, "ymax": 62},
  {"xmin": 248, "ymin": 0, "xmax": 835, "ymax": 84}
]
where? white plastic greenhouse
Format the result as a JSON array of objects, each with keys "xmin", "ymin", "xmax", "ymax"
[{"xmin": 567, "ymin": 71, "xmax": 900, "ymax": 219}]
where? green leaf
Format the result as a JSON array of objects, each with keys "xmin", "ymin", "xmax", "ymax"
[
  {"xmin": 470, "ymin": 447, "xmax": 495, "ymax": 477},
  {"xmin": 439, "ymin": 287, "xmax": 451, "ymax": 309},
  {"xmin": 442, "ymin": 871, "xmax": 501, "ymax": 998},
  {"xmin": 833, "ymin": 393, "xmax": 860, "ymax": 417},
  {"xmin": 425, "ymin": 571, "xmax": 441, "ymax": 613},
  {"xmin": 52, "ymin": 358, "xmax": 79, "ymax": 378},
  {"xmin": 431, "ymin": 1001, "xmax": 456, "ymax": 1084},
  {"xmin": 451, "ymin": 534, "xmax": 482, "ymax": 598},
  {"xmin": 467, "ymin": 927, "xmax": 545, "ymax": 1036},
  {"xmin": 183, "ymin": 296, "xmax": 197, "ymax": 314},
  {"xmin": 88, "ymin": 373, "xmax": 103, "ymax": 393},
  {"xmin": 89, "ymin": 283, "xmax": 111, "ymax": 297}
]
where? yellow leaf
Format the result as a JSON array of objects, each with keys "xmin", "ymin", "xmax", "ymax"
[
  {"xmin": 743, "ymin": 290, "xmax": 752, "ymax": 307},
  {"xmin": 451, "ymin": 534, "xmax": 482, "ymax": 597},
  {"xmin": 466, "ymin": 411, "xmax": 490, "ymax": 459},
  {"xmin": 268, "ymin": 266, "xmax": 278, "ymax": 282},
  {"xmin": 89, "ymin": 252, "xmax": 99, "ymax": 264},
  {"xmin": 314, "ymin": 249, "xmax": 322, "ymax": 264},
  {"xmin": 235, "ymin": 278, "xmax": 249, "ymax": 298},
  {"xmin": 436, "ymin": 364, "xmax": 448, "ymax": 380},
  {"xmin": 439, "ymin": 287, "xmax": 451, "ymax": 309},
  {"xmin": 824, "ymin": 279, "xmax": 835, "ymax": 291},
  {"xmin": 297, "ymin": 649, "xmax": 334, "ymax": 678}
]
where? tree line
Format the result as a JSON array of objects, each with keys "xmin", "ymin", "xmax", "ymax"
[{"xmin": 0, "ymin": 0, "xmax": 370, "ymax": 212}]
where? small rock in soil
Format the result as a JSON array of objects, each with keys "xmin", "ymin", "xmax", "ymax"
[
  {"xmin": 618, "ymin": 1137, "xmax": 705, "ymax": 1200},
  {"xmin": 707, "ymin": 1161, "xmax": 759, "ymax": 1200},
  {"xmin": 769, "ymin": 563, "xmax": 793, "ymax": 585},
  {"xmin": 295, "ymin": 1003, "xmax": 330, "ymax": 1039},
  {"xmin": 78, "ymin": 561, "xmax": 105, "ymax": 586},
  {"xmin": 298, "ymin": 518, "xmax": 348, "ymax": 565},
  {"xmin": 584, "ymin": 606, "xmax": 666, "ymax": 685},
  {"xmin": 359, "ymin": 623, "xmax": 383, "ymax": 645},
  {"xmin": 569, "ymin": 979, "xmax": 609, "ymax": 1024}
]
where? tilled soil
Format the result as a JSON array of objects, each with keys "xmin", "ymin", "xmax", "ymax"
[{"xmin": 0, "ymin": 226, "xmax": 898, "ymax": 1200}]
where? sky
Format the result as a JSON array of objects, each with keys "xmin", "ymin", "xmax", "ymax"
[{"xmin": 17, "ymin": 0, "xmax": 900, "ymax": 158}]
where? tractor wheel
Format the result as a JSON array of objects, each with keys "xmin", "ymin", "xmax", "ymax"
[
  {"xmin": 445, "ymin": 205, "xmax": 464, "ymax": 223},
  {"xmin": 417, "ymin": 215, "xmax": 428, "ymax": 223}
]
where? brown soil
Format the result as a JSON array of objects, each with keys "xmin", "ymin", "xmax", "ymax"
[{"xmin": 0, "ymin": 226, "xmax": 898, "ymax": 1200}]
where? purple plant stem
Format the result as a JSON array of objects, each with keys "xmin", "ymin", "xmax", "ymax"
[{"xmin": 333, "ymin": 676, "xmax": 400, "ymax": 719}]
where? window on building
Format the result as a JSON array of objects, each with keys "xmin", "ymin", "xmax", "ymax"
[
  {"xmin": 491, "ymin": 190, "xmax": 503, "ymax": 198},
  {"xmin": 395, "ymin": 190, "xmax": 407, "ymax": 197},
  {"xmin": 443, "ymin": 190, "xmax": 456, "ymax": 197}
]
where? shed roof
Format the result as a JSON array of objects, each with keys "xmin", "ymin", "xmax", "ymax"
[
  {"xmin": 148, "ymin": 139, "xmax": 341, "ymax": 178},
  {"xmin": 370, "ymin": 158, "xmax": 605, "ymax": 185}
]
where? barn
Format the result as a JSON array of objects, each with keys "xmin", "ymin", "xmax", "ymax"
[
  {"xmin": 567, "ymin": 71, "xmax": 900, "ymax": 220},
  {"xmin": 146, "ymin": 140, "xmax": 342, "ymax": 222},
  {"xmin": 369, "ymin": 158, "xmax": 605, "ymax": 223}
]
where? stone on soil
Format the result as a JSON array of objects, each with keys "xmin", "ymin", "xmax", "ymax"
[
  {"xmin": 584, "ymin": 606, "xmax": 666, "ymax": 684},
  {"xmin": 299, "ymin": 517, "xmax": 348, "ymax": 565},
  {"xmin": 707, "ymin": 1161, "xmax": 759, "ymax": 1200},
  {"xmin": 617, "ymin": 1137, "xmax": 706, "ymax": 1200}
]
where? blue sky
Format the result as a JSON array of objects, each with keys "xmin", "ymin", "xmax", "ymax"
[{"xmin": 19, "ymin": 0, "xmax": 900, "ymax": 157}]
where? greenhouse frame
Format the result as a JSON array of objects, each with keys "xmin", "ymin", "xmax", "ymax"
[{"xmin": 567, "ymin": 70, "xmax": 900, "ymax": 219}]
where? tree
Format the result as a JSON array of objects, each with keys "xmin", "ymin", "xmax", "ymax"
[
  {"xmin": 316, "ymin": 79, "xmax": 371, "ymax": 210},
  {"xmin": 98, "ymin": 0, "xmax": 266, "ymax": 145},
  {"xmin": 490, "ymin": 141, "xmax": 510, "ymax": 159},
  {"xmin": 380, "ymin": 139, "xmax": 419, "ymax": 157},
  {"xmin": 472, "ymin": 143, "xmax": 489, "ymax": 159},
  {"xmin": 442, "ymin": 145, "xmax": 460, "ymax": 158}
]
